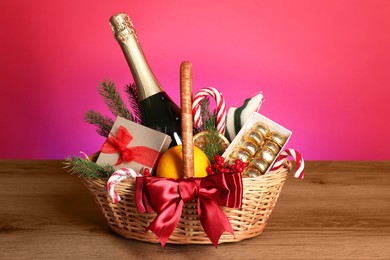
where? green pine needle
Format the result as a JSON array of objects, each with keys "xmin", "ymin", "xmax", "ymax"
[
  {"xmin": 64, "ymin": 156, "xmax": 114, "ymax": 178},
  {"xmin": 203, "ymin": 128, "xmax": 224, "ymax": 163},
  {"xmin": 124, "ymin": 83, "xmax": 142, "ymax": 124},
  {"xmin": 98, "ymin": 80, "xmax": 133, "ymax": 121},
  {"xmin": 83, "ymin": 110, "xmax": 114, "ymax": 137}
]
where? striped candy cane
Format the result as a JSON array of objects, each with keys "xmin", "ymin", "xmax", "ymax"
[
  {"xmin": 192, "ymin": 87, "xmax": 226, "ymax": 135},
  {"xmin": 271, "ymin": 149, "xmax": 305, "ymax": 179},
  {"xmin": 107, "ymin": 168, "xmax": 141, "ymax": 203}
]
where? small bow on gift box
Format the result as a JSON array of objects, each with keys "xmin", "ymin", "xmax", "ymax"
[
  {"xmin": 135, "ymin": 172, "xmax": 243, "ymax": 247},
  {"xmin": 101, "ymin": 126, "xmax": 160, "ymax": 167}
]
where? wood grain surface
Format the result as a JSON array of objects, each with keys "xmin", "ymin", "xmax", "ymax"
[{"xmin": 0, "ymin": 160, "xmax": 389, "ymax": 259}]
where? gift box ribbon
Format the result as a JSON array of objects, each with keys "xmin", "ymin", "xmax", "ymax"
[
  {"xmin": 135, "ymin": 172, "xmax": 243, "ymax": 247},
  {"xmin": 101, "ymin": 126, "xmax": 160, "ymax": 167}
]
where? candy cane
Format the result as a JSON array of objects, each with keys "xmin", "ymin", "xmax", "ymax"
[
  {"xmin": 192, "ymin": 87, "xmax": 226, "ymax": 135},
  {"xmin": 271, "ymin": 149, "xmax": 305, "ymax": 179},
  {"xmin": 107, "ymin": 168, "xmax": 141, "ymax": 203}
]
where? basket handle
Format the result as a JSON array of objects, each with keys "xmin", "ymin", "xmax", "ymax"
[{"xmin": 180, "ymin": 61, "xmax": 194, "ymax": 178}]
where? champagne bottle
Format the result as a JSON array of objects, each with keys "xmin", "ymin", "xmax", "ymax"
[{"xmin": 109, "ymin": 13, "xmax": 181, "ymax": 147}]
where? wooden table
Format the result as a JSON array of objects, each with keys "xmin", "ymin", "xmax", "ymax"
[{"xmin": 0, "ymin": 160, "xmax": 389, "ymax": 259}]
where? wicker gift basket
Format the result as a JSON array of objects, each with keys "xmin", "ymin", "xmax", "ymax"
[{"xmin": 80, "ymin": 62, "xmax": 293, "ymax": 245}]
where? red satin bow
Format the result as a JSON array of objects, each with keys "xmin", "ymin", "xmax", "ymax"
[
  {"xmin": 135, "ymin": 172, "xmax": 243, "ymax": 247},
  {"xmin": 101, "ymin": 126, "xmax": 160, "ymax": 167}
]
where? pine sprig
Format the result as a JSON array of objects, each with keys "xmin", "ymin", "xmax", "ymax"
[
  {"xmin": 83, "ymin": 110, "xmax": 114, "ymax": 137},
  {"xmin": 195, "ymin": 98, "xmax": 224, "ymax": 163},
  {"xmin": 203, "ymin": 113, "xmax": 224, "ymax": 163},
  {"xmin": 203, "ymin": 130, "xmax": 224, "ymax": 163},
  {"xmin": 125, "ymin": 83, "xmax": 142, "ymax": 124},
  {"xmin": 98, "ymin": 80, "xmax": 133, "ymax": 121},
  {"xmin": 64, "ymin": 156, "xmax": 114, "ymax": 178}
]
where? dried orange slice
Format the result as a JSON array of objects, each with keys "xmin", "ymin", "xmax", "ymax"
[{"xmin": 193, "ymin": 131, "xmax": 230, "ymax": 153}]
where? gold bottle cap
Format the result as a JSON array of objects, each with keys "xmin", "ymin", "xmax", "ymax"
[{"xmin": 110, "ymin": 13, "xmax": 136, "ymax": 43}]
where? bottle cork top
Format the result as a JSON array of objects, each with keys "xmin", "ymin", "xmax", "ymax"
[{"xmin": 110, "ymin": 13, "xmax": 136, "ymax": 42}]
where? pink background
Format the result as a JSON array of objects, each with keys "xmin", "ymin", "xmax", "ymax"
[{"xmin": 1, "ymin": 0, "xmax": 389, "ymax": 160}]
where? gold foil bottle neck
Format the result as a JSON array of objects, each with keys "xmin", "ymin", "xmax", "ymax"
[
  {"xmin": 109, "ymin": 12, "xmax": 164, "ymax": 101},
  {"xmin": 110, "ymin": 13, "xmax": 136, "ymax": 43}
]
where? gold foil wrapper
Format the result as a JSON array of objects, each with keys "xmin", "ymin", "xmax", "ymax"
[
  {"xmin": 248, "ymin": 157, "xmax": 269, "ymax": 173},
  {"xmin": 252, "ymin": 122, "xmax": 270, "ymax": 137},
  {"xmin": 243, "ymin": 168, "xmax": 262, "ymax": 178},
  {"xmin": 263, "ymin": 140, "xmax": 280, "ymax": 154},
  {"xmin": 255, "ymin": 147, "xmax": 276, "ymax": 163},
  {"xmin": 232, "ymin": 148, "xmax": 251, "ymax": 163},
  {"xmin": 239, "ymin": 140, "xmax": 258, "ymax": 156},
  {"xmin": 243, "ymin": 130, "xmax": 265, "ymax": 147},
  {"xmin": 268, "ymin": 131, "xmax": 287, "ymax": 147}
]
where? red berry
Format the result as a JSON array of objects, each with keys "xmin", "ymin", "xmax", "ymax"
[{"xmin": 143, "ymin": 168, "xmax": 151, "ymax": 176}]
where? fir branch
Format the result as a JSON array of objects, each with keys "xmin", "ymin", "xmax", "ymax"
[
  {"xmin": 98, "ymin": 80, "xmax": 133, "ymax": 121},
  {"xmin": 196, "ymin": 98, "xmax": 223, "ymax": 163},
  {"xmin": 125, "ymin": 83, "xmax": 142, "ymax": 124},
  {"xmin": 204, "ymin": 111, "xmax": 218, "ymax": 131},
  {"xmin": 203, "ymin": 128, "xmax": 224, "ymax": 163},
  {"xmin": 64, "ymin": 156, "xmax": 114, "ymax": 178},
  {"xmin": 83, "ymin": 110, "xmax": 114, "ymax": 137}
]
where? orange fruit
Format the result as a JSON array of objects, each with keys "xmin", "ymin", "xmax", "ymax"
[{"xmin": 156, "ymin": 145, "xmax": 210, "ymax": 179}]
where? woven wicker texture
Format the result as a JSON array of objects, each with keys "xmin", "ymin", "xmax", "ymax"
[{"xmin": 81, "ymin": 161, "xmax": 290, "ymax": 244}]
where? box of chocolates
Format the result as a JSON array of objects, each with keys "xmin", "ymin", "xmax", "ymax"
[{"xmin": 222, "ymin": 112, "xmax": 292, "ymax": 177}]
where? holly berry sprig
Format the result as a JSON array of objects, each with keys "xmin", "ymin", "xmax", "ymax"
[{"xmin": 206, "ymin": 155, "xmax": 247, "ymax": 175}]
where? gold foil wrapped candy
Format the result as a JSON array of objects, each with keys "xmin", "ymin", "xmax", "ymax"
[
  {"xmin": 243, "ymin": 130, "xmax": 265, "ymax": 147},
  {"xmin": 231, "ymin": 148, "xmax": 252, "ymax": 163},
  {"xmin": 252, "ymin": 122, "xmax": 270, "ymax": 137},
  {"xmin": 239, "ymin": 140, "xmax": 258, "ymax": 156},
  {"xmin": 263, "ymin": 140, "xmax": 280, "ymax": 155},
  {"xmin": 255, "ymin": 147, "xmax": 276, "ymax": 164},
  {"xmin": 242, "ymin": 167, "xmax": 262, "ymax": 178},
  {"xmin": 248, "ymin": 157, "xmax": 269, "ymax": 174},
  {"xmin": 268, "ymin": 131, "xmax": 287, "ymax": 147}
]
